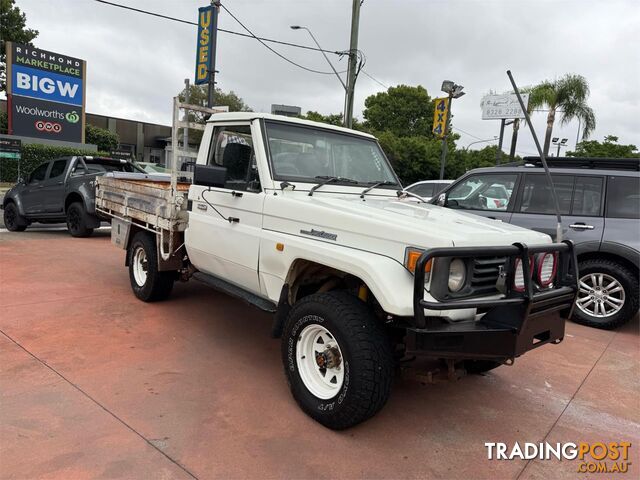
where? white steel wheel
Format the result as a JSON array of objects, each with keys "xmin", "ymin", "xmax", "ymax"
[
  {"xmin": 132, "ymin": 246, "xmax": 149, "ymax": 287},
  {"xmin": 576, "ymin": 272, "xmax": 625, "ymax": 318},
  {"xmin": 296, "ymin": 323, "xmax": 345, "ymax": 400}
]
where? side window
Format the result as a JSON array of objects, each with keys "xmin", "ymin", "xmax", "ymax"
[
  {"xmin": 409, "ymin": 184, "xmax": 435, "ymax": 197},
  {"xmin": 606, "ymin": 176, "xmax": 640, "ymax": 219},
  {"xmin": 49, "ymin": 159, "xmax": 68, "ymax": 180},
  {"xmin": 572, "ymin": 176, "xmax": 603, "ymax": 216},
  {"xmin": 447, "ymin": 174, "xmax": 517, "ymax": 211},
  {"xmin": 29, "ymin": 163, "xmax": 49, "ymax": 183},
  {"xmin": 208, "ymin": 125, "xmax": 259, "ymax": 192},
  {"xmin": 518, "ymin": 174, "xmax": 574, "ymax": 215}
]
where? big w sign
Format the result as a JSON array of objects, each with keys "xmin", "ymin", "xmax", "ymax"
[{"xmin": 6, "ymin": 43, "xmax": 86, "ymax": 143}]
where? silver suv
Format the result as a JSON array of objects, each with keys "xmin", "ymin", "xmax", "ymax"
[{"xmin": 434, "ymin": 157, "xmax": 639, "ymax": 329}]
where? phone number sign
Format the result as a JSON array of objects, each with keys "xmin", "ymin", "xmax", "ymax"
[{"xmin": 481, "ymin": 94, "xmax": 529, "ymax": 120}]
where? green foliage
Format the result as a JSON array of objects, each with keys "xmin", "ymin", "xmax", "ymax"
[
  {"xmin": 567, "ymin": 135, "xmax": 639, "ymax": 158},
  {"xmin": 299, "ymin": 111, "xmax": 366, "ymax": 131},
  {"xmin": 1, "ymin": 0, "xmax": 39, "ymax": 92},
  {"xmin": 0, "ymin": 143, "xmax": 109, "ymax": 182},
  {"xmin": 528, "ymin": 74, "xmax": 596, "ymax": 156},
  {"xmin": 377, "ymin": 131, "xmax": 442, "ymax": 184},
  {"xmin": 363, "ymin": 85, "xmax": 435, "ymax": 138},
  {"xmin": 177, "ymin": 85, "xmax": 252, "ymax": 144},
  {"xmin": 85, "ymin": 124, "xmax": 119, "ymax": 152},
  {"xmin": 0, "ymin": 110, "xmax": 7, "ymax": 134}
]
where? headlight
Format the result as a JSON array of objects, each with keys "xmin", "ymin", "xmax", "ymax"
[
  {"xmin": 448, "ymin": 258, "xmax": 466, "ymax": 292},
  {"xmin": 513, "ymin": 256, "xmax": 533, "ymax": 292}
]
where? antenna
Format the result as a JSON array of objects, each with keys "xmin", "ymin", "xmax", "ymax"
[{"xmin": 507, "ymin": 71, "xmax": 563, "ymax": 242}]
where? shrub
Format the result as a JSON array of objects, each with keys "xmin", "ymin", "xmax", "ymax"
[
  {"xmin": 85, "ymin": 124, "xmax": 119, "ymax": 151},
  {"xmin": 0, "ymin": 144, "xmax": 109, "ymax": 182}
]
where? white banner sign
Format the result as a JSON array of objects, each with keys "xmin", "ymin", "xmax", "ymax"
[{"xmin": 481, "ymin": 94, "xmax": 529, "ymax": 120}]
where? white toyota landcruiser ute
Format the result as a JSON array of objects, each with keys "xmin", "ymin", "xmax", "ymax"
[{"xmin": 96, "ymin": 106, "xmax": 578, "ymax": 429}]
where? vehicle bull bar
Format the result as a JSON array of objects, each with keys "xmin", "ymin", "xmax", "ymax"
[{"xmin": 409, "ymin": 241, "xmax": 579, "ymax": 361}]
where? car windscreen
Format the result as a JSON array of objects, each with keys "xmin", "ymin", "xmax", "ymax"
[{"xmin": 265, "ymin": 121, "xmax": 397, "ymax": 186}]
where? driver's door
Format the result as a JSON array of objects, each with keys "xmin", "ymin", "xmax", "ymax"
[
  {"xmin": 186, "ymin": 123, "xmax": 265, "ymax": 294},
  {"xmin": 442, "ymin": 172, "xmax": 519, "ymax": 223},
  {"xmin": 21, "ymin": 162, "xmax": 51, "ymax": 215}
]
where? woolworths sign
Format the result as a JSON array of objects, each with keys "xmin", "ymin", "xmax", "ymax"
[{"xmin": 6, "ymin": 42, "xmax": 86, "ymax": 143}]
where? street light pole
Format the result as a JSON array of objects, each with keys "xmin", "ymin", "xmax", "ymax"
[{"xmin": 343, "ymin": 0, "xmax": 361, "ymax": 128}]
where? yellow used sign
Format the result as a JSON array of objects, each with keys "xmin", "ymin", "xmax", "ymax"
[{"xmin": 432, "ymin": 97, "xmax": 449, "ymax": 138}]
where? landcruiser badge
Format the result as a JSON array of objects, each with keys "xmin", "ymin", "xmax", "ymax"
[{"xmin": 300, "ymin": 228, "xmax": 338, "ymax": 241}]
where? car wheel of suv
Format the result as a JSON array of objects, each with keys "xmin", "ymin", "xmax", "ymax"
[
  {"xmin": 281, "ymin": 291, "xmax": 393, "ymax": 430},
  {"xmin": 573, "ymin": 259, "xmax": 639, "ymax": 330},
  {"xmin": 128, "ymin": 231, "xmax": 174, "ymax": 302},
  {"xmin": 66, "ymin": 202, "xmax": 94, "ymax": 238},
  {"xmin": 3, "ymin": 203, "xmax": 27, "ymax": 232}
]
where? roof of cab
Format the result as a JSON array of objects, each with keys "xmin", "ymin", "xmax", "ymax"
[{"xmin": 206, "ymin": 111, "xmax": 376, "ymax": 139}]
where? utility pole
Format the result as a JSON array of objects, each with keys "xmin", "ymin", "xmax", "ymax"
[
  {"xmin": 343, "ymin": 0, "xmax": 361, "ymax": 129},
  {"xmin": 183, "ymin": 78, "xmax": 190, "ymax": 150},
  {"xmin": 207, "ymin": 1, "xmax": 220, "ymax": 108}
]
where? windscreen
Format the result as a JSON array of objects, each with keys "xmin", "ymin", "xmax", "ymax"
[{"xmin": 265, "ymin": 121, "xmax": 397, "ymax": 185}]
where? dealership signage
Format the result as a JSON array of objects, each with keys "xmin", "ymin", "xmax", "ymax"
[
  {"xmin": 432, "ymin": 97, "xmax": 449, "ymax": 138},
  {"xmin": 6, "ymin": 42, "xmax": 86, "ymax": 143},
  {"xmin": 0, "ymin": 138, "xmax": 22, "ymax": 160},
  {"xmin": 480, "ymin": 93, "xmax": 529, "ymax": 120},
  {"xmin": 194, "ymin": 5, "xmax": 218, "ymax": 86}
]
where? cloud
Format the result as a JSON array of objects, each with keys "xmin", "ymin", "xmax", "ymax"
[{"xmin": 16, "ymin": 0, "xmax": 640, "ymax": 155}]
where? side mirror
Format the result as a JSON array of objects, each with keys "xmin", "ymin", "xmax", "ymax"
[
  {"xmin": 436, "ymin": 192, "xmax": 446, "ymax": 206},
  {"xmin": 194, "ymin": 164, "xmax": 227, "ymax": 188}
]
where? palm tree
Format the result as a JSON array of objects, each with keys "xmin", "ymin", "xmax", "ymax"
[{"xmin": 528, "ymin": 74, "xmax": 596, "ymax": 156}]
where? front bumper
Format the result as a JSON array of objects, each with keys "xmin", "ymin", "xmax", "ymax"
[{"xmin": 408, "ymin": 241, "xmax": 578, "ymax": 361}]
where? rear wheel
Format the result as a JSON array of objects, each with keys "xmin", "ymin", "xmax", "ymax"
[
  {"xmin": 128, "ymin": 231, "xmax": 174, "ymax": 302},
  {"xmin": 573, "ymin": 259, "xmax": 638, "ymax": 329},
  {"xmin": 281, "ymin": 291, "xmax": 393, "ymax": 430},
  {"xmin": 3, "ymin": 203, "xmax": 27, "ymax": 232},
  {"xmin": 66, "ymin": 202, "xmax": 93, "ymax": 237}
]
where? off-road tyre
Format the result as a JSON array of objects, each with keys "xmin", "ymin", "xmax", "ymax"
[
  {"xmin": 572, "ymin": 259, "xmax": 638, "ymax": 330},
  {"xmin": 281, "ymin": 291, "xmax": 393, "ymax": 430},
  {"xmin": 128, "ymin": 231, "xmax": 174, "ymax": 302},
  {"xmin": 66, "ymin": 202, "xmax": 94, "ymax": 237},
  {"xmin": 3, "ymin": 203, "xmax": 27, "ymax": 232},
  {"xmin": 463, "ymin": 360, "xmax": 502, "ymax": 374}
]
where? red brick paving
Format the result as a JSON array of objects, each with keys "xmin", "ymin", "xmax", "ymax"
[{"xmin": 1, "ymin": 230, "xmax": 638, "ymax": 479}]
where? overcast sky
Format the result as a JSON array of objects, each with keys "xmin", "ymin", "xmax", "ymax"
[{"xmin": 14, "ymin": 0, "xmax": 640, "ymax": 155}]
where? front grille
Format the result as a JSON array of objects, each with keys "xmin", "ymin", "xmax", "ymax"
[{"xmin": 471, "ymin": 256, "xmax": 507, "ymax": 295}]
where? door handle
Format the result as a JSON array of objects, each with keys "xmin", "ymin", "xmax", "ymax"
[{"xmin": 569, "ymin": 223, "xmax": 594, "ymax": 230}]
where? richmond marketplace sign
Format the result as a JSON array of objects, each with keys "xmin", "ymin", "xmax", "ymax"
[{"xmin": 6, "ymin": 42, "xmax": 86, "ymax": 143}]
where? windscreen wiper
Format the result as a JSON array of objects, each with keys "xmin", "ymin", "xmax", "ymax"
[
  {"xmin": 360, "ymin": 180, "xmax": 398, "ymax": 199},
  {"xmin": 308, "ymin": 176, "xmax": 359, "ymax": 196}
]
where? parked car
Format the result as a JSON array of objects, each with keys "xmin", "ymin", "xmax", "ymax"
[
  {"xmin": 432, "ymin": 157, "xmax": 640, "ymax": 329},
  {"xmin": 95, "ymin": 111, "xmax": 578, "ymax": 429},
  {"xmin": 2, "ymin": 156, "xmax": 143, "ymax": 237},
  {"xmin": 404, "ymin": 179, "xmax": 453, "ymax": 200}
]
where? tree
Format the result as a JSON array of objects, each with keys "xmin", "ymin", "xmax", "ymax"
[
  {"xmin": 528, "ymin": 74, "xmax": 596, "ymax": 156},
  {"xmin": 0, "ymin": 0, "xmax": 39, "ymax": 92},
  {"xmin": 299, "ymin": 111, "xmax": 365, "ymax": 131},
  {"xmin": 85, "ymin": 124, "xmax": 119, "ymax": 152},
  {"xmin": 567, "ymin": 135, "xmax": 639, "ymax": 158},
  {"xmin": 363, "ymin": 85, "xmax": 435, "ymax": 138},
  {"xmin": 177, "ymin": 85, "xmax": 252, "ymax": 143},
  {"xmin": 377, "ymin": 131, "xmax": 442, "ymax": 184}
]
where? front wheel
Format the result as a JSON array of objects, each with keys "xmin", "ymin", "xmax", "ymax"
[
  {"xmin": 281, "ymin": 291, "xmax": 393, "ymax": 430},
  {"xmin": 3, "ymin": 203, "xmax": 27, "ymax": 232},
  {"xmin": 128, "ymin": 232, "xmax": 174, "ymax": 302}
]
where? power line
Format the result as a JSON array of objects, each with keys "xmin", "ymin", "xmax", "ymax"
[
  {"xmin": 92, "ymin": 0, "xmax": 340, "ymax": 56},
  {"xmin": 361, "ymin": 70, "xmax": 388, "ymax": 89},
  {"xmin": 451, "ymin": 126, "xmax": 484, "ymax": 141},
  {"xmin": 219, "ymin": 3, "xmax": 343, "ymax": 75}
]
